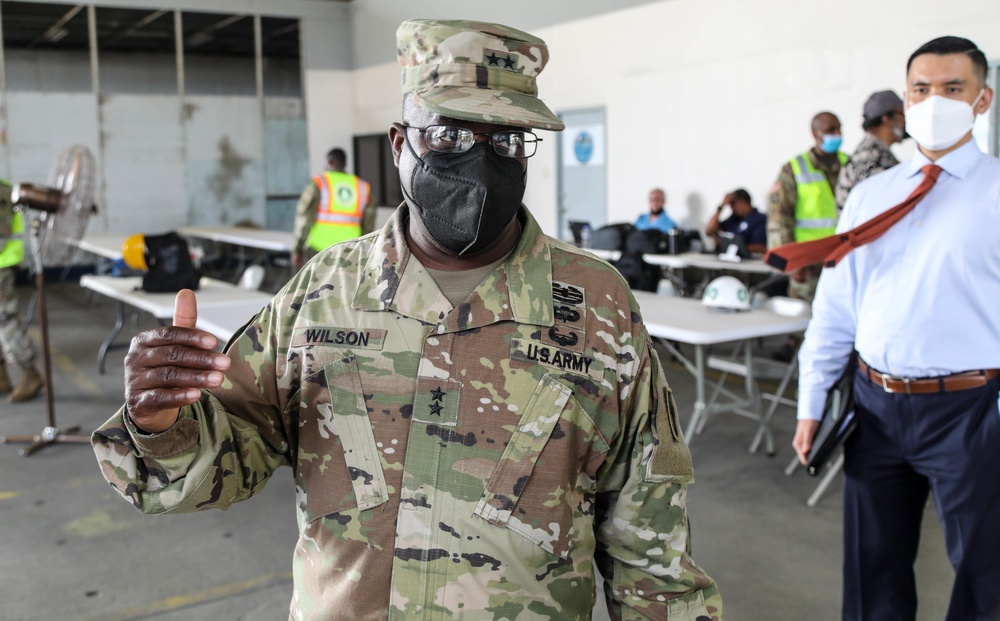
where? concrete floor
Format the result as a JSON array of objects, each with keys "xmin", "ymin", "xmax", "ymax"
[{"xmin": 0, "ymin": 279, "xmax": 953, "ymax": 621}]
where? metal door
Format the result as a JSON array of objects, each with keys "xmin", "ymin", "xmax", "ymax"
[{"xmin": 557, "ymin": 107, "xmax": 606, "ymax": 241}]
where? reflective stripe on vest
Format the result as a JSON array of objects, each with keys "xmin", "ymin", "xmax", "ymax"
[
  {"xmin": 0, "ymin": 211, "xmax": 25, "ymax": 268},
  {"xmin": 306, "ymin": 171, "xmax": 370, "ymax": 251},
  {"xmin": 789, "ymin": 150, "xmax": 847, "ymax": 242}
]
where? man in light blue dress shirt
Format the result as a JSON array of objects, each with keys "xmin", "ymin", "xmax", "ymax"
[
  {"xmin": 795, "ymin": 36, "xmax": 1000, "ymax": 621},
  {"xmin": 634, "ymin": 187, "xmax": 677, "ymax": 233}
]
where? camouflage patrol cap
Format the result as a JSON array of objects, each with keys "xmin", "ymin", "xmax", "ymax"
[{"xmin": 397, "ymin": 19, "xmax": 565, "ymax": 131}]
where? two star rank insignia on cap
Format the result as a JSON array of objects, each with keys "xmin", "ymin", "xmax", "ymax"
[{"xmin": 484, "ymin": 49, "xmax": 517, "ymax": 71}]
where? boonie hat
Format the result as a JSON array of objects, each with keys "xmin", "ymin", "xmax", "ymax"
[
  {"xmin": 396, "ymin": 19, "xmax": 565, "ymax": 131},
  {"xmin": 863, "ymin": 90, "xmax": 904, "ymax": 122}
]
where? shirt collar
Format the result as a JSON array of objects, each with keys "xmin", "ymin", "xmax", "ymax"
[
  {"xmin": 353, "ymin": 205, "xmax": 554, "ymax": 329},
  {"xmin": 907, "ymin": 138, "xmax": 983, "ymax": 181}
]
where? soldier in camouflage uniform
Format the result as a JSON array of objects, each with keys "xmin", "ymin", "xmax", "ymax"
[
  {"xmin": 0, "ymin": 180, "xmax": 44, "ymax": 402},
  {"xmin": 766, "ymin": 111, "xmax": 848, "ymax": 305},
  {"xmin": 93, "ymin": 19, "xmax": 722, "ymax": 621},
  {"xmin": 766, "ymin": 112, "xmax": 848, "ymax": 361},
  {"xmin": 835, "ymin": 91, "xmax": 905, "ymax": 210}
]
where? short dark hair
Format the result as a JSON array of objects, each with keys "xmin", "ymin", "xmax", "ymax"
[
  {"xmin": 731, "ymin": 188, "xmax": 752, "ymax": 205},
  {"xmin": 327, "ymin": 148, "xmax": 347, "ymax": 168},
  {"xmin": 907, "ymin": 36, "xmax": 988, "ymax": 84}
]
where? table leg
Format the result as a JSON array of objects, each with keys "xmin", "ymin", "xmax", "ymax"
[
  {"xmin": 97, "ymin": 300, "xmax": 126, "ymax": 375},
  {"xmin": 684, "ymin": 344, "xmax": 706, "ymax": 441},
  {"xmin": 743, "ymin": 340, "xmax": 774, "ymax": 455},
  {"xmin": 751, "ymin": 356, "xmax": 798, "ymax": 455}
]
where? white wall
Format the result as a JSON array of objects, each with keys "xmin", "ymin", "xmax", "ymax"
[{"xmin": 348, "ymin": 0, "xmax": 1000, "ymax": 236}]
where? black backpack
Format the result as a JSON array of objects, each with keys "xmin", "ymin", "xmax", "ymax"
[
  {"xmin": 624, "ymin": 228, "xmax": 671, "ymax": 255},
  {"xmin": 142, "ymin": 232, "xmax": 201, "ymax": 293},
  {"xmin": 590, "ymin": 223, "xmax": 635, "ymax": 251}
]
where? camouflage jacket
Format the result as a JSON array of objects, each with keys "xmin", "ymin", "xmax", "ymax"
[
  {"xmin": 835, "ymin": 134, "xmax": 899, "ymax": 210},
  {"xmin": 93, "ymin": 207, "xmax": 722, "ymax": 621}
]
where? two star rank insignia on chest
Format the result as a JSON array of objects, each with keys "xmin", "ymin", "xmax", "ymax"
[
  {"xmin": 428, "ymin": 387, "xmax": 446, "ymax": 416},
  {"xmin": 413, "ymin": 378, "xmax": 461, "ymax": 426}
]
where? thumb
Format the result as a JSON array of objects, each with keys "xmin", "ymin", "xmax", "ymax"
[{"xmin": 173, "ymin": 289, "xmax": 198, "ymax": 328}]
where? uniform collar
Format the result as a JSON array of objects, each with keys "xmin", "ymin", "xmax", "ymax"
[
  {"xmin": 353, "ymin": 205, "xmax": 554, "ymax": 330},
  {"xmin": 907, "ymin": 138, "xmax": 983, "ymax": 181}
]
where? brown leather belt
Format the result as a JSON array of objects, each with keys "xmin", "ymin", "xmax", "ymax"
[{"xmin": 858, "ymin": 358, "xmax": 1000, "ymax": 394}]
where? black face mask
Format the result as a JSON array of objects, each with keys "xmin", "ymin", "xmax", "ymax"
[{"xmin": 401, "ymin": 136, "xmax": 526, "ymax": 256}]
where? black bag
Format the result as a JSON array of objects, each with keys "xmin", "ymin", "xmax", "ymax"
[
  {"xmin": 141, "ymin": 232, "xmax": 201, "ymax": 293},
  {"xmin": 806, "ymin": 352, "xmax": 859, "ymax": 476},
  {"xmin": 590, "ymin": 223, "xmax": 635, "ymax": 251},
  {"xmin": 624, "ymin": 228, "xmax": 671, "ymax": 255}
]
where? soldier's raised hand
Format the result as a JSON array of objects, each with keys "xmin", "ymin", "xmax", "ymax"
[{"xmin": 123, "ymin": 289, "xmax": 231, "ymax": 433}]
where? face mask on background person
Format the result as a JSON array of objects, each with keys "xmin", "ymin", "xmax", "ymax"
[
  {"xmin": 892, "ymin": 124, "xmax": 907, "ymax": 141},
  {"xmin": 401, "ymin": 136, "xmax": 526, "ymax": 256},
  {"xmin": 905, "ymin": 90, "xmax": 984, "ymax": 151},
  {"xmin": 819, "ymin": 134, "xmax": 843, "ymax": 153}
]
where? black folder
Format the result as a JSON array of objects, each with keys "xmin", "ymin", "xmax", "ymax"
[{"xmin": 806, "ymin": 353, "xmax": 858, "ymax": 476}]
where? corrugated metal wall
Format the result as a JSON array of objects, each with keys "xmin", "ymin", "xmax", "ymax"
[{"xmin": 0, "ymin": 3, "xmax": 308, "ymax": 253}]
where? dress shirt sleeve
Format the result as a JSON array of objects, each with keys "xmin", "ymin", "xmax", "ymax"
[
  {"xmin": 291, "ymin": 180, "xmax": 321, "ymax": 255},
  {"xmin": 767, "ymin": 163, "xmax": 797, "ymax": 248},
  {"xmin": 595, "ymin": 340, "xmax": 722, "ymax": 620},
  {"xmin": 92, "ymin": 307, "xmax": 292, "ymax": 514},
  {"xmin": 796, "ymin": 197, "xmax": 860, "ymax": 421}
]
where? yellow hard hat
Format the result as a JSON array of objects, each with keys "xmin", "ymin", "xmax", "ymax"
[{"xmin": 122, "ymin": 233, "xmax": 147, "ymax": 271}]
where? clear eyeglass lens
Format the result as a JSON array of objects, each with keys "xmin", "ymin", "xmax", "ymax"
[{"xmin": 420, "ymin": 125, "xmax": 537, "ymax": 158}]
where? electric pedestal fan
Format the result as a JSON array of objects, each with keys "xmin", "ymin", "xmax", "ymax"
[{"xmin": 0, "ymin": 145, "xmax": 97, "ymax": 456}]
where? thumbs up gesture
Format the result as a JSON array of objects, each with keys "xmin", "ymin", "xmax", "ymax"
[{"xmin": 123, "ymin": 289, "xmax": 231, "ymax": 433}]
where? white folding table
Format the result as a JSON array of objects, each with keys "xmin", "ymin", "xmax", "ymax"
[
  {"xmin": 80, "ymin": 275, "xmax": 271, "ymax": 373},
  {"xmin": 632, "ymin": 291, "xmax": 811, "ymax": 454},
  {"xmin": 74, "ymin": 233, "xmax": 126, "ymax": 261},
  {"xmin": 176, "ymin": 225, "xmax": 293, "ymax": 252}
]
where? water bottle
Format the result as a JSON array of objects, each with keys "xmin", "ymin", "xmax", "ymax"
[{"xmin": 580, "ymin": 224, "xmax": 592, "ymax": 249}]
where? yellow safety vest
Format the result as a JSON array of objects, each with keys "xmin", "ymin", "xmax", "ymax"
[
  {"xmin": 306, "ymin": 171, "xmax": 370, "ymax": 252},
  {"xmin": 789, "ymin": 151, "xmax": 848, "ymax": 242},
  {"xmin": 0, "ymin": 181, "xmax": 23, "ymax": 269}
]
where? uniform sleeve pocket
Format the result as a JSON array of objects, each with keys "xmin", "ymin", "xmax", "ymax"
[{"xmin": 643, "ymin": 385, "xmax": 694, "ymax": 483}]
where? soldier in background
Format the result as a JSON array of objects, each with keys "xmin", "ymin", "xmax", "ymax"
[
  {"xmin": 92, "ymin": 19, "xmax": 721, "ymax": 621},
  {"xmin": 0, "ymin": 180, "xmax": 44, "ymax": 403},
  {"xmin": 835, "ymin": 90, "xmax": 906, "ymax": 210},
  {"xmin": 767, "ymin": 111, "xmax": 848, "ymax": 361},
  {"xmin": 291, "ymin": 147, "xmax": 376, "ymax": 269}
]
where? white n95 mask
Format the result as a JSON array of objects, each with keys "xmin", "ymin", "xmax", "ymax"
[{"xmin": 905, "ymin": 91, "xmax": 983, "ymax": 151}]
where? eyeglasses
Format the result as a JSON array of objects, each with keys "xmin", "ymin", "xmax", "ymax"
[{"xmin": 405, "ymin": 124, "xmax": 542, "ymax": 158}]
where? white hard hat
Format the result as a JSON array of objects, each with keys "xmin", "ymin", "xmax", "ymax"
[{"xmin": 702, "ymin": 275, "xmax": 750, "ymax": 311}]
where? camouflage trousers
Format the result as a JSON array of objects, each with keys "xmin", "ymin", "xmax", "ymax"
[
  {"xmin": 0, "ymin": 266, "xmax": 37, "ymax": 369},
  {"xmin": 787, "ymin": 264, "xmax": 822, "ymax": 305}
]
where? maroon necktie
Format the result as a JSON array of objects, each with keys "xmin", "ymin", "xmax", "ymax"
[{"xmin": 764, "ymin": 164, "xmax": 943, "ymax": 272}]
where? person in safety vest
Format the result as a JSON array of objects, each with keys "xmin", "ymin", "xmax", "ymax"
[
  {"xmin": 0, "ymin": 181, "xmax": 44, "ymax": 403},
  {"xmin": 291, "ymin": 148, "xmax": 375, "ymax": 269},
  {"xmin": 766, "ymin": 111, "xmax": 849, "ymax": 361}
]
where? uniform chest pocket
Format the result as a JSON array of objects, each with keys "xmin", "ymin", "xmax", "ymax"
[
  {"xmin": 297, "ymin": 355, "xmax": 389, "ymax": 523},
  {"xmin": 473, "ymin": 374, "xmax": 610, "ymax": 559}
]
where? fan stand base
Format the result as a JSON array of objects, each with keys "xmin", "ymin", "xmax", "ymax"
[{"xmin": 1, "ymin": 426, "xmax": 91, "ymax": 457}]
